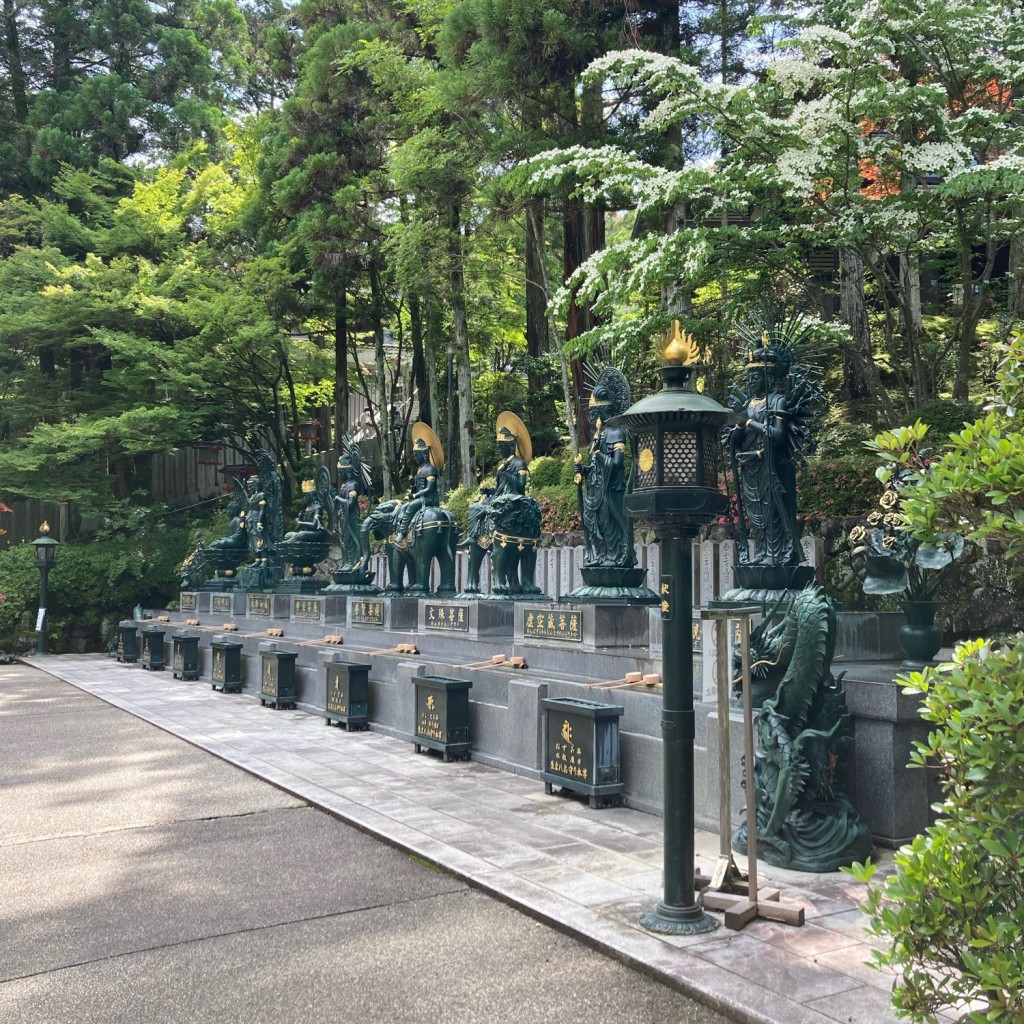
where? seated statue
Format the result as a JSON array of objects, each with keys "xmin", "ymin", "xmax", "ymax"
[{"xmin": 393, "ymin": 423, "xmax": 443, "ymax": 546}]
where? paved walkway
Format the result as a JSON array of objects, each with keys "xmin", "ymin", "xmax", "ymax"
[{"xmin": 26, "ymin": 654, "xmax": 919, "ymax": 1024}]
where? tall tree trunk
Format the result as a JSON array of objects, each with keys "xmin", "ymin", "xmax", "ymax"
[
  {"xmin": 1008, "ymin": 225, "xmax": 1024, "ymax": 317},
  {"xmin": 838, "ymin": 248, "xmax": 872, "ymax": 401},
  {"xmin": 525, "ymin": 196, "xmax": 551, "ymax": 447},
  {"xmin": 3, "ymin": 0, "xmax": 29, "ymax": 124},
  {"xmin": 370, "ymin": 266, "xmax": 394, "ymax": 496},
  {"xmin": 409, "ymin": 293, "xmax": 429, "ymax": 427},
  {"xmin": 334, "ymin": 287, "xmax": 348, "ymax": 444},
  {"xmin": 424, "ymin": 300, "xmax": 441, "ymax": 471},
  {"xmin": 448, "ymin": 203, "xmax": 476, "ymax": 488},
  {"xmin": 841, "ymin": 249, "xmax": 900, "ymax": 424},
  {"xmin": 528, "ymin": 204, "xmax": 577, "ymax": 452}
]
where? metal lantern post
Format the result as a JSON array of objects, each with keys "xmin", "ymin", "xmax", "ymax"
[
  {"xmin": 32, "ymin": 521, "xmax": 59, "ymax": 656},
  {"xmin": 608, "ymin": 323, "xmax": 730, "ymax": 936}
]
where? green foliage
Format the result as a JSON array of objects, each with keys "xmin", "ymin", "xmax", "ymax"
[
  {"xmin": 529, "ymin": 455, "xmax": 566, "ymax": 489},
  {"xmin": 901, "ymin": 336, "xmax": 1024, "ymax": 555},
  {"xmin": 846, "ymin": 636, "xmax": 1024, "ymax": 1023},
  {"xmin": 442, "ymin": 485, "xmax": 478, "ymax": 532},
  {"xmin": 901, "ymin": 399, "xmax": 978, "ymax": 445},
  {"xmin": 814, "ymin": 420, "xmax": 878, "ymax": 462},
  {"xmin": 797, "ymin": 455, "xmax": 879, "ymax": 519},
  {"xmin": 535, "ymin": 484, "xmax": 579, "ymax": 535},
  {"xmin": 0, "ymin": 521, "xmax": 194, "ymax": 652}
]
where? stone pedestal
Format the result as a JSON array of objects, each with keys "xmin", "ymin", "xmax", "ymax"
[
  {"xmin": 843, "ymin": 664, "xmax": 943, "ymax": 847},
  {"xmin": 210, "ymin": 592, "xmax": 246, "ymax": 617},
  {"xmin": 347, "ymin": 596, "xmax": 419, "ymax": 631},
  {"xmin": 289, "ymin": 595, "xmax": 347, "ymax": 625},
  {"xmin": 178, "ymin": 591, "xmax": 210, "ymax": 614},
  {"xmin": 514, "ymin": 602, "xmax": 650, "ymax": 650},
  {"xmin": 418, "ymin": 599, "xmax": 514, "ymax": 638},
  {"xmin": 245, "ymin": 593, "xmax": 291, "ymax": 620}
]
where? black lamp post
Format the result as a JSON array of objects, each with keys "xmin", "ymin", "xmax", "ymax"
[
  {"xmin": 609, "ymin": 322, "xmax": 730, "ymax": 935},
  {"xmin": 32, "ymin": 521, "xmax": 59, "ymax": 656}
]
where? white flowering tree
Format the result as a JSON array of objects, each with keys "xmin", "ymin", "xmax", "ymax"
[{"xmin": 529, "ymin": 0, "xmax": 1024, "ymax": 415}]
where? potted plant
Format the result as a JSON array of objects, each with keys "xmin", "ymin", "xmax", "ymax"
[{"xmin": 848, "ymin": 423, "xmax": 964, "ymax": 668}]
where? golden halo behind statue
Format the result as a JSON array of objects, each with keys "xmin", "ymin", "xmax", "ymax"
[
  {"xmin": 411, "ymin": 421, "xmax": 444, "ymax": 471},
  {"xmin": 496, "ymin": 411, "xmax": 532, "ymax": 464}
]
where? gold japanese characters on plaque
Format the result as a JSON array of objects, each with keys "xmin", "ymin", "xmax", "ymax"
[
  {"xmin": 523, "ymin": 608, "xmax": 582, "ymax": 642},
  {"xmin": 424, "ymin": 602, "xmax": 469, "ymax": 632}
]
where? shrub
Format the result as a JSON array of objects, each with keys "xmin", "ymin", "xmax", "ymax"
[
  {"xmin": 902, "ymin": 398, "xmax": 978, "ymax": 445},
  {"xmin": 0, "ymin": 521, "xmax": 194, "ymax": 653},
  {"xmin": 797, "ymin": 454, "xmax": 880, "ymax": 520},
  {"xmin": 442, "ymin": 485, "xmax": 478, "ymax": 532},
  {"xmin": 815, "ymin": 420, "xmax": 877, "ymax": 461},
  {"xmin": 535, "ymin": 484, "xmax": 580, "ymax": 535},
  {"xmin": 529, "ymin": 455, "xmax": 565, "ymax": 490},
  {"xmin": 846, "ymin": 636, "xmax": 1024, "ymax": 1023}
]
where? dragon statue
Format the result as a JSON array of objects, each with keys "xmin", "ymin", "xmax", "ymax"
[{"xmin": 732, "ymin": 585, "xmax": 874, "ymax": 872}]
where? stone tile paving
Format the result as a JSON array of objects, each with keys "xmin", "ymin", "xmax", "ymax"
[{"xmin": 29, "ymin": 654, "xmax": 905, "ymax": 1024}]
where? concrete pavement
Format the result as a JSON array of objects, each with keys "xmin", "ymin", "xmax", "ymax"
[
  {"xmin": 0, "ymin": 662, "xmax": 730, "ymax": 1024},
  {"xmin": 7, "ymin": 656, "xmax": 929, "ymax": 1023}
]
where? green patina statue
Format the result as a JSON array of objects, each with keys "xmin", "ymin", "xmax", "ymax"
[
  {"xmin": 324, "ymin": 435, "xmax": 376, "ymax": 592},
  {"xmin": 564, "ymin": 366, "xmax": 656, "ymax": 602},
  {"xmin": 722, "ymin": 323, "xmax": 823, "ymax": 595},
  {"xmin": 356, "ymin": 423, "xmax": 458, "ymax": 595},
  {"xmin": 238, "ymin": 449, "xmax": 285, "ymax": 590},
  {"xmin": 718, "ymin": 312, "xmax": 870, "ymax": 872},
  {"xmin": 278, "ymin": 465, "xmax": 334, "ymax": 591},
  {"xmin": 732, "ymin": 585, "xmax": 874, "ymax": 872},
  {"xmin": 460, "ymin": 411, "xmax": 543, "ymax": 599}
]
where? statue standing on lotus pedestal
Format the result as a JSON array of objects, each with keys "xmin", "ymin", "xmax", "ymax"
[
  {"xmin": 563, "ymin": 366, "xmax": 657, "ymax": 603},
  {"xmin": 324, "ymin": 436, "xmax": 376, "ymax": 592}
]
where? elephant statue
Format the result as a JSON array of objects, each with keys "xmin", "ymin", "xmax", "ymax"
[
  {"xmin": 358, "ymin": 500, "xmax": 458, "ymax": 595},
  {"xmin": 462, "ymin": 493, "xmax": 543, "ymax": 598}
]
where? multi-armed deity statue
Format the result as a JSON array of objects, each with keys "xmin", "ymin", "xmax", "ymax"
[
  {"xmin": 563, "ymin": 366, "xmax": 656, "ymax": 602},
  {"xmin": 460, "ymin": 412, "xmax": 544, "ymax": 598},
  {"xmin": 324, "ymin": 435, "xmax": 376, "ymax": 592},
  {"xmin": 357, "ymin": 423, "xmax": 458, "ymax": 595},
  {"xmin": 718, "ymin": 313, "xmax": 871, "ymax": 872}
]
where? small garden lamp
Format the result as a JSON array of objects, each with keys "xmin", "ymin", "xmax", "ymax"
[
  {"xmin": 298, "ymin": 420, "xmax": 321, "ymax": 457},
  {"xmin": 32, "ymin": 521, "xmax": 59, "ymax": 656},
  {"xmin": 608, "ymin": 321, "xmax": 729, "ymax": 935}
]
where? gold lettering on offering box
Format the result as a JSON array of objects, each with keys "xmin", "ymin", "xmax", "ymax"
[
  {"xmin": 293, "ymin": 598, "xmax": 321, "ymax": 621},
  {"xmin": 212, "ymin": 595, "xmax": 231, "ymax": 614},
  {"xmin": 174, "ymin": 651, "xmax": 183, "ymax": 670},
  {"xmin": 691, "ymin": 617, "xmax": 702, "ymax": 653},
  {"xmin": 550, "ymin": 722, "xmax": 589, "ymax": 782},
  {"xmin": 181, "ymin": 593, "xmax": 197, "ymax": 611},
  {"xmin": 327, "ymin": 675, "xmax": 348, "ymax": 715},
  {"xmin": 248, "ymin": 595, "xmax": 272, "ymax": 617},
  {"xmin": 425, "ymin": 603, "xmax": 469, "ymax": 631},
  {"xmin": 213, "ymin": 650, "xmax": 224, "ymax": 680},
  {"xmin": 262, "ymin": 662, "xmax": 277, "ymax": 696},
  {"xmin": 417, "ymin": 693, "xmax": 444, "ymax": 741},
  {"xmin": 352, "ymin": 600, "xmax": 384, "ymax": 625},
  {"xmin": 523, "ymin": 607, "xmax": 582, "ymax": 642}
]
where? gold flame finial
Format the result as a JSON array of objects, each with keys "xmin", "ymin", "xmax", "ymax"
[
  {"xmin": 39, "ymin": 520, "xmax": 50, "ymax": 534},
  {"xmin": 662, "ymin": 320, "xmax": 701, "ymax": 366}
]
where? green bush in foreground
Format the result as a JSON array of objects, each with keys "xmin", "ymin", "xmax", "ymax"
[{"xmin": 845, "ymin": 637, "xmax": 1024, "ymax": 1023}]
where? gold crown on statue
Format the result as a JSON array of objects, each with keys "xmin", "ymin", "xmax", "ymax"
[{"xmin": 300, "ymin": 479, "xmax": 316, "ymax": 494}]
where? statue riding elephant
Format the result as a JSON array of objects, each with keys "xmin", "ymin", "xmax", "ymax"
[
  {"xmin": 358, "ymin": 501, "xmax": 458, "ymax": 595},
  {"xmin": 460, "ymin": 411, "xmax": 545, "ymax": 598}
]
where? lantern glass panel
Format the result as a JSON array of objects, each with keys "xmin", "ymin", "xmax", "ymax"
[
  {"xmin": 662, "ymin": 431, "xmax": 699, "ymax": 486},
  {"xmin": 700, "ymin": 432, "xmax": 720, "ymax": 488},
  {"xmin": 633, "ymin": 430, "xmax": 659, "ymax": 489}
]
